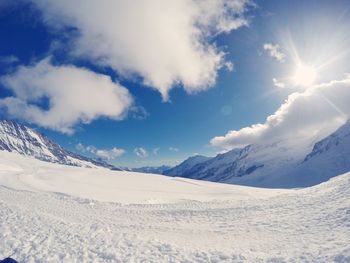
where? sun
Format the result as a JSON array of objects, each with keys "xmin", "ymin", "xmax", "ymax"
[{"xmin": 293, "ymin": 64, "xmax": 317, "ymax": 87}]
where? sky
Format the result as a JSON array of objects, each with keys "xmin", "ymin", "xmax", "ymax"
[{"xmin": 1, "ymin": 0, "xmax": 350, "ymax": 168}]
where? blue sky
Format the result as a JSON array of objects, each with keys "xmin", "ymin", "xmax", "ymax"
[{"xmin": 1, "ymin": 0, "xmax": 350, "ymax": 167}]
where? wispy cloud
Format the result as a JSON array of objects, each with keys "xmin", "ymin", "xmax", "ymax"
[
  {"xmin": 169, "ymin": 147, "xmax": 179, "ymax": 152},
  {"xmin": 272, "ymin": 78, "xmax": 286, "ymax": 88},
  {"xmin": 152, "ymin": 148, "xmax": 160, "ymax": 155},
  {"xmin": 263, "ymin": 43, "xmax": 286, "ymax": 63},
  {"xmin": 129, "ymin": 106, "xmax": 149, "ymax": 120},
  {"xmin": 134, "ymin": 147, "xmax": 148, "ymax": 158},
  {"xmin": 0, "ymin": 55, "xmax": 19, "ymax": 65},
  {"xmin": 76, "ymin": 143, "xmax": 125, "ymax": 160}
]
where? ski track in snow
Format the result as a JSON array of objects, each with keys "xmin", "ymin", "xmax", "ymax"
[{"xmin": 0, "ymin": 176, "xmax": 349, "ymax": 262}]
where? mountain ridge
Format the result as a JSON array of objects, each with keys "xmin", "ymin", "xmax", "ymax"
[
  {"xmin": 164, "ymin": 121, "xmax": 350, "ymax": 188},
  {"xmin": 0, "ymin": 119, "xmax": 120, "ymax": 170}
]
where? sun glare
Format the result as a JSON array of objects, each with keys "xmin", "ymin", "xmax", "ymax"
[{"xmin": 293, "ymin": 64, "xmax": 317, "ymax": 87}]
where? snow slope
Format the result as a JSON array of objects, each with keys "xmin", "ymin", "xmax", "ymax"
[
  {"xmin": 0, "ymin": 151, "xmax": 282, "ymax": 204},
  {"xmin": 0, "ymin": 151, "xmax": 349, "ymax": 262}
]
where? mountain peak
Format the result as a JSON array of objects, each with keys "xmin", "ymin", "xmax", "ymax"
[{"xmin": 0, "ymin": 119, "xmax": 119, "ymax": 170}]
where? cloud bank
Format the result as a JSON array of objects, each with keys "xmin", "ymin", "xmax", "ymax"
[
  {"xmin": 211, "ymin": 77, "xmax": 350, "ymax": 149},
  {"xmin": 30, "ymin": 0, "xmax": 250, "ymax": 100},
  {"xmin": 0, "ymin": 58, "xmax": 133, "ymax": 133}
]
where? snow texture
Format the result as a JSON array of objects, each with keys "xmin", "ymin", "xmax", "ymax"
[{"xmin": 0, "ymin": 151, "xmax": 349, "ymax": 262}]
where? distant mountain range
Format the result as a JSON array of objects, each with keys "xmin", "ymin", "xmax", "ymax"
[
  {"xmin": 0, "ymin": 120, "xmax": 121, "ymax": 170},
  {"xmin": 164, "ymin": 120, "xmax": 350, "ymax": 188},
  {"xmin": 1, "ymin": 119, "xmax": 349, "ymax": 188}
]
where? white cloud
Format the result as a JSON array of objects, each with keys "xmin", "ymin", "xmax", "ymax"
[
  {"xmin": 211, "ymin": 77, "xmax": 350, "ymax": 149},
  {"xmin": 153, "ymin": 148, "xmax": 160, "ymax": 156},
  {"xmin": 134, "ymin": 147, "xmax": 148, "ymax": 158},
  {"xmin": 95, "ymin": 148, "xmax": 125, "ymax": 160},
  {"xmin": 129, "ymin": 106, "xmax": 149, "ymax": 120},
  {"xmin": 169, "ymin": 147, "xmax": 179, "ymax": 152},
  {"xmin": 224, "ymin": 61, "xmax": 235, "ymax": 72},
  {"xmin": 76, "ymin": 143, "xmax": 125, "ymax": 160},
  {"xmin": 0, "ymin": 58, "xmax": 133, "ymax": 133},
  {"xmin": 272, "ymin": 78, "xmax": 286, "ymax": 88},
  {"xmin": 75, "ymin": 143, "xmax": 87, "ymax": 152},
  {"xmin": 30, "ymin": 0, "xmax": 250, "ymax": 100},
  {"xmin": 263, "ymin": 43, "xmax": 285, "ymax": 63},
  {"xmin": 0, "ymin": 55, "xmax": 19, "ymax": 65}
]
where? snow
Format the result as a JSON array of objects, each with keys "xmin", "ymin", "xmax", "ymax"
[
  {"xmin": 0, "ymin": 151, "xmax": 349, "ymax": 262},
  {"xmin": 165, "ymin": 135, "xmax": 318, "ymax": 187},
  {"xmin": 0, "ymin": 152, "xmax": 281, "ymax": 204},
  {"xmin": 242, "ymin": 120, "xmax": 350, "ymax": 188},
  {"xmin": 26, "ymin": 129, "xmax": 56, "ymax": 159},
  {"xmin": 165, "ymin": 121, "xmax": 350, "ymax": 188},
  {"xmin": 0, "ymin": 120, "xmax": 117, "ymax": 170},
  {"xmin": 164, "ymin": 155, "xmax": 211, "ymax": 176}
]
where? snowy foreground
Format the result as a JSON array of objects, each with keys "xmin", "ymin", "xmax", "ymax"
[{"xmin": 0, "ymin": 152, "xmax": 349, "ymax": 262}]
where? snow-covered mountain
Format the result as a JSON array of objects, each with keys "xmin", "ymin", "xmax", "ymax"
[
  {"xmin": 0, "ymin": 120, "xmax": 120, "ymax": 170},
  {"xmin": 166, "ymin": 121, "xmax": 350, "ymax": 188},
  {"xmin": 165, "ymin": 138, "xmax": 313, "ymax": 184},
  {"xmin": 163, "ymin": 155, "xmax": 211, "ymax": 176},
  {"xmin": 164, "ymin": 147, "xmax": 268, "ymax": 181},
  {"xmin": 279, "ymin": 119, "xmax": 350, "ymax": 187},
  {"xmin": 304, "ymin": 120, "xmax": 350, "ymax": 163}
]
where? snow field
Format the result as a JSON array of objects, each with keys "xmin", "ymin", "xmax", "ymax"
[{"xmin": 0, "ymin": 152, "xmax": 349, "ymax": 262}]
